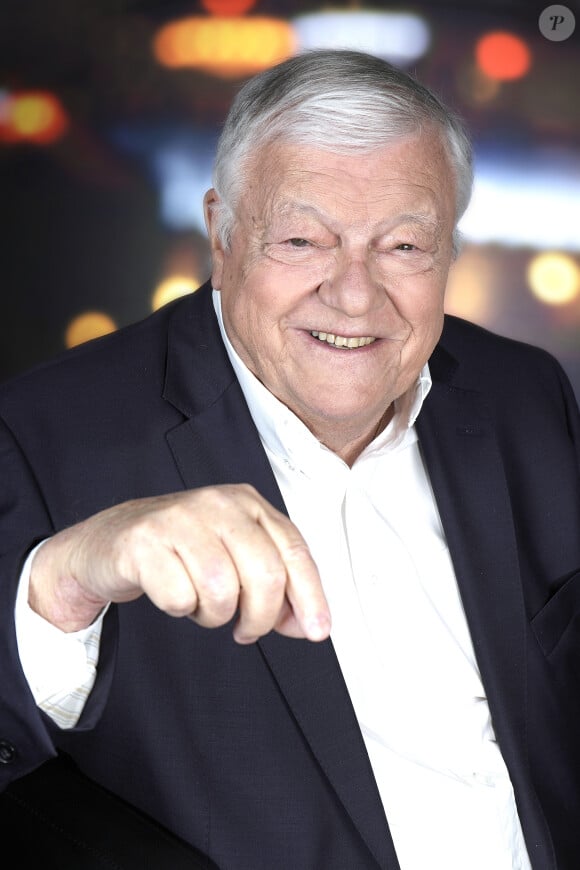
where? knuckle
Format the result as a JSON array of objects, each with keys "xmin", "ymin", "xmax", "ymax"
[
  {"xmin": 123, "ymin": 514, "xmax": 161, "ymax": 547},
  {"xmin": 197, "ymin": 567, "xmax": 239, "ymax": 615},
  {"xmin": 201, "ymin": 487, "xmax": 230, "ymax": 509},
  {"xmin": 114, "ymin": 527, "xmax": 153, "ymax": 579},
  {"xmin": 193, "ymin": 485, "xmax": 240, "ymax": 515},
  {"xmin": 237, "ymin": 482, "xmax": 260, "ymax": 501},
  {"xmin": 158, "ymin": 587, "xmax": 198, "ymax": 618},
  {"xmin": 281, "ymin": 537, "xmax": 312, "ymax": 565},
  {"xmin": 257, "ymin": 563, "xmax": 287, "ymax": 591}
]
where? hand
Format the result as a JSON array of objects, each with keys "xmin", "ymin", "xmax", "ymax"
[{"xmin": 28, "ymin": 484, "xmax": 331, "ymax": 644}]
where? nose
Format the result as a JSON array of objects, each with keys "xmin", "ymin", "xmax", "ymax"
[{"xmin": 317, "ymin": 250, "xmax": 385, "ymax": 318}]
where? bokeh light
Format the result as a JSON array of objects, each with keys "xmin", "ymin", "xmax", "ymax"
[
  {"xmin": 527, "ymin": 252, "xmax": 580, "ymax": 306},
  {"xmin": 445, "ymin": 247, "xmax": 498, "ymax": 325},
  {"xmin": 0, "ymin": 89, "xmax": 11, "ymax": 123},
  {"xmin": 292, "ymin": 11, "xmax": 430, "ymax": 64},
  {"xmin": 201, "ymin": 0, "xmax": 257, "ymax": 14},
  {"xmin": 457, "ymin": 63, "xmax": 501, "ymax": 106},
  {"xmin": 65, "ymin": 312, "xmax": 117, "ymax": 348},
  {"xmin": 0, "ymin": 90, "xmax": 68, "ymax": 144},
  {"xmin": 475, "ymin": 32, "xmax": 532, "ymax": 81},
  {"xmin": 459, "ymin": 150, "xmax": 580, "ymax": 253},
  {"xmin": 153, "ymin": 17, "xmax": 295, "ymax": 78},
  {"xmin": 152, "ymin": 275, "xmax": 199, "ymax": 311}
]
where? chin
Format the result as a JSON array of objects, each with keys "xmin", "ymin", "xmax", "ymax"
[{"xmin": 306, "ymin": 401, "xmax": 382, "ymax": 427}]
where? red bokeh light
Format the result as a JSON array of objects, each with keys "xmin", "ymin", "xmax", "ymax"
[
  {"xmin": 475, "ymin": 31, "xmax": 532, "ymax": 81},
  {"xmin": 201, "ymin": 0, "xmax": 257, "ymax": 15}
]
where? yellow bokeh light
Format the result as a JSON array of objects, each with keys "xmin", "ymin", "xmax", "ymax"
[
  {"xmin": 0, "ymin": 90, "xmax": 68, "ymax": 144},
  {"xmin": 445, "ymin": 248, "xmax": 497, "ymax": 326},
  {"xmin": 12, "ymin": 96, "xmax": 55, "ymax": 135},
  {"xmin": 527, "ymin": 252, "xmax": 580, "ymax": 306},
  {"xmin": 457, "ymin": 63, "xmax": 501, "ymax": 106},
  {"xmin": 65, "ymin": 312, "xmax": 117, "ymax": 348},
  {"xmin": 153, "ymin": 17, "xmax": 295, "ymax": 78},
  {"xmin": 152, "ymin": 275, "xmax": 198, "ymax": 311}
]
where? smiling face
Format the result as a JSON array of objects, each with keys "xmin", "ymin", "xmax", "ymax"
[{"xmin": 205, "ymin": 131, "xmax": 456, "ymax": 463}]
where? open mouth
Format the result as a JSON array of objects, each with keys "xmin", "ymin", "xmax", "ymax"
[{"xmin": 310, "ymin": 330, "xmax": 376, "ymax": 349}]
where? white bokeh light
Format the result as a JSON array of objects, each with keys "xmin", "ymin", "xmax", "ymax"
[{"xmin": 292, "ymin": 11, "xmax": 431, "ymax": 65}]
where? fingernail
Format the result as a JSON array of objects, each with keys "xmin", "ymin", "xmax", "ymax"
[
  {"xmin": 233, "ymin": 629, "xmax": 258, "ymax": 645},
  {"xmin": 305, "ymin": 614, "xmax": 331, "ymax": 641}
]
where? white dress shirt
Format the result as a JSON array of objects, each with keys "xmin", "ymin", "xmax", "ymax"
[
  {"xmin": 16, "ymin": 289, "xmax": 533, "ymax": 869},
  {"xmin": 213, "ymin": 292, "xmax": 532, "ymax": 869}
]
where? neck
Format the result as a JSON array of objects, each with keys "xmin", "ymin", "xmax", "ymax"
[{"xmin": 310, "ymin": 405, "xmax": 394, "ymax": 467}]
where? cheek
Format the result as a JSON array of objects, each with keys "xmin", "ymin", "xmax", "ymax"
[
  {"xmin": 224, "ymin": 282, "xmax": 282, "ymax": 362},
  {"xmin": 395, "ymin": 277, "xmax": 445, "ymax": 324},
  {"xmin": 416, "ymin": 299, "xmax": 445, "ymax": 345},
  {"xmin": 244, "ymin": 266, "xmax": 317, "ymax": 328}
]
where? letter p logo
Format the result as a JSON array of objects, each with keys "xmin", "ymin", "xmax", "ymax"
[{"xmin": 539, "ymin": 5, "xmax": 576, "ymax": 41}]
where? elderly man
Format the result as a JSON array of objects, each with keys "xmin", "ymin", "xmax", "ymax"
[{"xmin": 1, "ymin": 50, "xmax": 579, "ymax": 870}]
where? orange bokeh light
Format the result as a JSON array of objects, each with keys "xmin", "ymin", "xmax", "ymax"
[
  {"xmin": 475, "ymin": 31, "xmax": 532, "ymax": 81},
  {"xmin": 151, "ymin": 275, "xmax": 199, "ymax": 311},
  {"xmin": 201, "ymin": 0, "xmax": 257, "ymax": 14},
  {"xmin": 0, "ymin": 90, "xmax": 69, "ymax": 144},
  {"xmin": 153, "ymin": 17, "xmax": 295, "ymax": 78},
  {"xmin": 65, "ymin": 312, "xmax": 117, "ymax": 349}
]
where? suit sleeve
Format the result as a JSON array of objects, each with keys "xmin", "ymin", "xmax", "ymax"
[
  {"xmin": 0, "ymin": 418, "xmax": 117, "ymax": 790},
  {"xmin": 0, "ymin": 417, "xmax": 63, "ymax": 788}
]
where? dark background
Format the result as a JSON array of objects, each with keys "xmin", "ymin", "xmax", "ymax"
[{"xmin": 1, "ymin": 0, "xmax": 579, "ymax": 397}]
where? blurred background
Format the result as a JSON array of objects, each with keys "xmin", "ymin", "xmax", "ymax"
[{"xmin": 1, "ymin": 0, "xmax": 579, "ymax": 397}]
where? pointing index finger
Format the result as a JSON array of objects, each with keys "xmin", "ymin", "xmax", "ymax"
[
  {"xmin": 282, "ymin": 541, "xmax": 331, "ymax": 641},
  {"xmin": 258, "ymin": 508, "xmax": 331, "ymax": 642}
]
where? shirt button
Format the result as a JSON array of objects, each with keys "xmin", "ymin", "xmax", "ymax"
[{"xmin": 0, "ymin": 739, "xmax": 17, "ymax": 763}]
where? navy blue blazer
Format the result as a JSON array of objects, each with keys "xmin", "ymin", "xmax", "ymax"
[{"xmin": 1, "ymin": 281, "xmax": 579, "ymax": 869}]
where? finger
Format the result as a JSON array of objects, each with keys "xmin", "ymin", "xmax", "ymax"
[
  {"xmin": 215, "ymin": 518, "xmax": 289, "ymax": 644},
  {"xmin": 272, "ymin": 596, "xmax": 312, "ymax": 639},
  {"xmin": 135, "ymin": 544, "xmax": 201, "ymax": 617},
  {"xmin": 256, "ymin": 506, "xmax": 331, "ymax": 642},
  {"xmin": 116, "ymin": 496, "xmax": 242, "ymax": 627},
  {"xmin": 172, "ymin": 536, "xmax": 241, "ymax": 628}
]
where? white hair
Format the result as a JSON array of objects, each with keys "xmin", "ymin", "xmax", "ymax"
[{"xmin": 211, "ymin": 49, "xmax": 473, "ymax": 255}]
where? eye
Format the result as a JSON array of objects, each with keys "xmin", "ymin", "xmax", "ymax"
[
  {"xmin": 288, "ymin": 238, "xmax": 311, "ymax": 248},
  {"xmin": 396, "ymin": 243, "xmax": 417, "ymax": 251}
]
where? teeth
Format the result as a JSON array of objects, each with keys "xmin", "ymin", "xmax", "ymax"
[{"xmin": 310, "ymin": 331, "xmax": 376, "ymax": 349}]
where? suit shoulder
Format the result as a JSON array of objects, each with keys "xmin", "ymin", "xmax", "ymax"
[
  {"xmin": 438, "ymin": 315, "xmax": 580, "ymax": 461},
  {"xmin": 437, "ymin": 316, "xmax": 580, "ymax": 436},
  {"xmin": 0, "ymin": 289, "xmax": 207, "ymax": 411},
  {"xmin": 438, "ymin": 315, "xmax": 580, "ymax": 410},
  {"xmin": 440, "ymin": 314, "xmax": 564, "ymax": 380}
]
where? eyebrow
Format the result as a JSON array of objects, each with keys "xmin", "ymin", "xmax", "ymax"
[
  {"xmin": 276, "ymin": 201, "xmax": 326, "ymax": 221},
  {"xmin": 385, "ymin": 213, "xmax": 442, "ymax": 232},
  {"xmin": 276, "ymin": 201, "xmax": 442, "ymax": 234}
]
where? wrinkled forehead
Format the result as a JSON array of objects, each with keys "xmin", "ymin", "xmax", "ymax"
[{"xmin": 239, "ymin": 135, "xmax": 456, "ymax": 229}]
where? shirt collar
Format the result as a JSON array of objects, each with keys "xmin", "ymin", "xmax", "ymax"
[{"xmin": 212, "ymin": 289, "xmax": 432, "ymax": 469}]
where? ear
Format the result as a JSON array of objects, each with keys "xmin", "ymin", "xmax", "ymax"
[{"xmin": 203, "ymin": 188, "xmax": 225, "ymax": 289}]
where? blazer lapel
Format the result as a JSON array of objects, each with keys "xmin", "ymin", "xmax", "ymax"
[
  {"xmin": 416, "ymin": 349, "xmax": 558, "ymax": 862},
  {"xmin": 416, "ymin": 344, "xmax": 528, "ymax": 786},
  {"xmin": 161, "ymin": 283, "xmax": 289, "ymax": 506},
  {"xmin": 258, "ymin": 629, "xmax": 398, "ymax": 869},
  {"xmin": 161, "ymin": 285, "xmax": 398, "ymax": 869}
]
